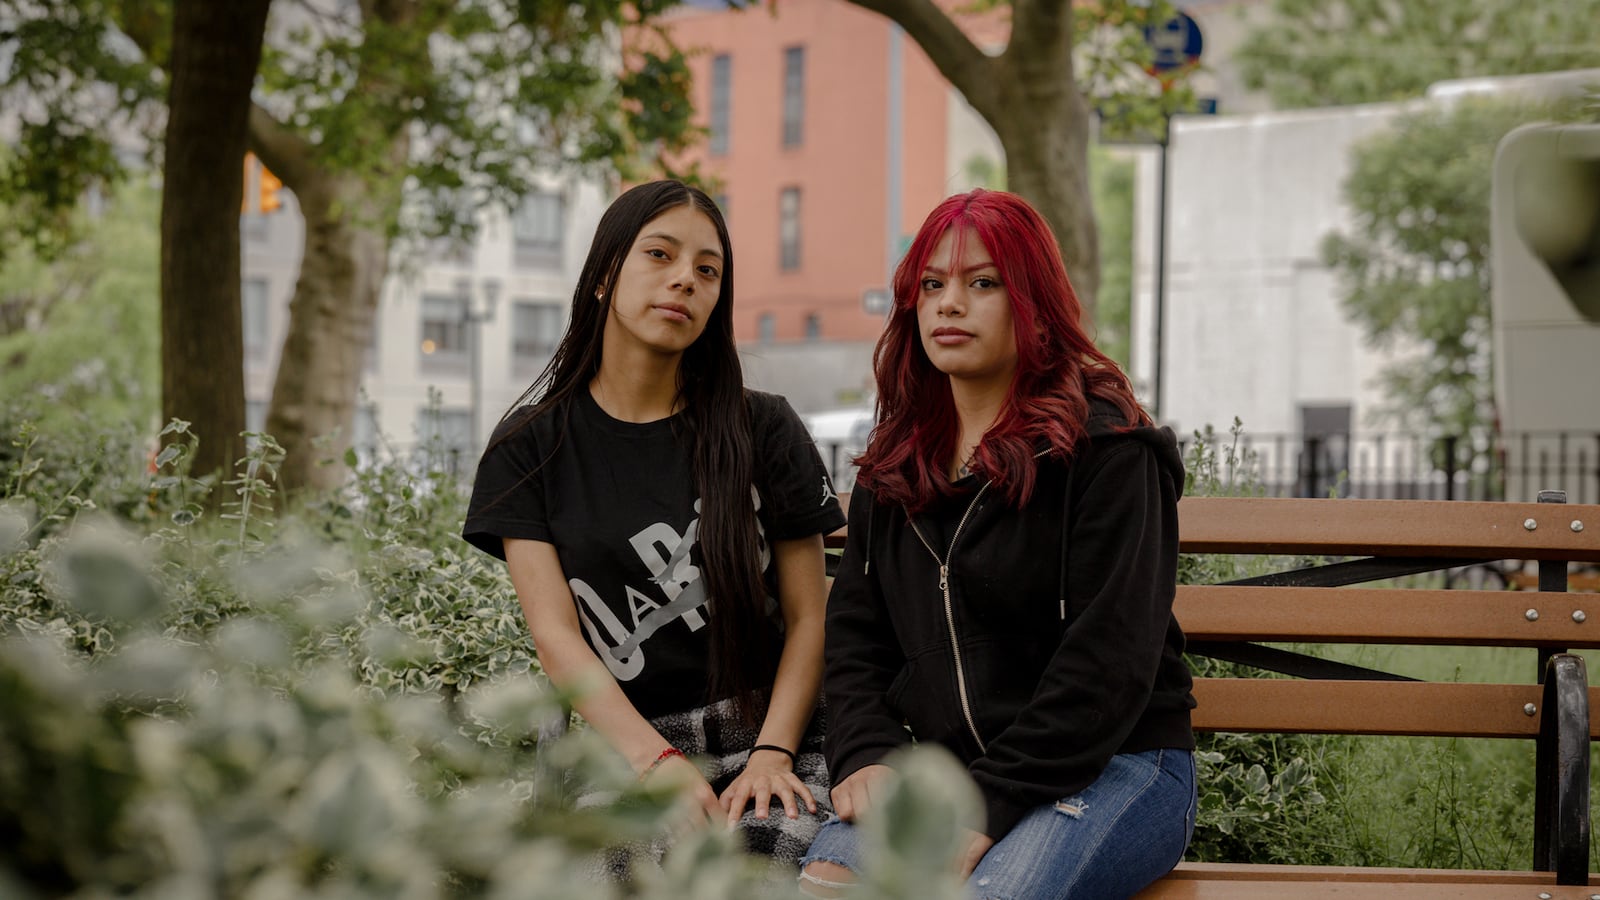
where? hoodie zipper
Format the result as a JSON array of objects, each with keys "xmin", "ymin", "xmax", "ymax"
[{"xmin": 908, "ymin": 483, "xmax": 990, "ymax": 754}]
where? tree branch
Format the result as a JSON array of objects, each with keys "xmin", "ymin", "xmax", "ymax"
[
  {"xmin": 845, "ymin": 0, "xmax": 999, "ymax": 113},
  {"xmin": 111, "ymin": 0, "xmax": 169, "ymax": 68},
  {"xmin": 247, "ymin": 103, "xmax": 319, "ymax": 195},
  {"xmin": 1003, "ymin": 0, "xmax": 1075, "ymax": 90}
]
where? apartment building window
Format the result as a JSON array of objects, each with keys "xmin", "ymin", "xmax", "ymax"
[
  {"xmin": 758, "ymin": 313, "xmax": 776, "ymax": 344},
  {"xmin": 783, "ymin": 46, "xmax": 805, "ymax": 147},
  {"xmin": 242, "ymin": 278, "xmax": 270, "ymax": 362},
  {"xmin": 804, "ymin": 312, "xmax": 821, "ymax": 341},
  {"xmin": 710, "ymin": 54, "xmax": 731, "ymax": 156},
  {"xmin": 779, "ymin": 188, "xmax": 801, "ymax": 271},
  {"xmin": 512, "ymin": 300, "xmax": 564, "ymax": 376},
  {"xmin": 512, "ymin": 192, "xmax": 564, "ymax": 269},
  {"xmin": 419, "ymin": 293, "xmax": 468, "ymax": 373},
  {"xmin": 428, "ymin": 236, "xmax": 472, "ymax": 266}
]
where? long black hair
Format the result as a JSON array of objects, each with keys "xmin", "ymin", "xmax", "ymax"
[{"xmin": 488, "ymin": 180, "xmax": 771, "ymax": 723}]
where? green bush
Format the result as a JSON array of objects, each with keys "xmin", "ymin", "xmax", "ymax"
[
  {"xmin": 0, "ymin": 413, "xmax": 980, "ymax": 898},
  {"xmin": 1178, "ymin": 421, "xmax": 1365, "ymax": 866}
]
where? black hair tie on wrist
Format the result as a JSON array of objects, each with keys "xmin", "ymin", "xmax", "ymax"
[{"xmin": 750, "ymin": 744, "xmax": 798, "ymax": 767}]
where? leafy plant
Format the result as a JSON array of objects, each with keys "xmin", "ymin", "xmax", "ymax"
[
  {"xmin": 1178, "ymin": 422, "xmax": 1362, "ymax": 865},
  {"xmin": 0, "ymin": 414, "xmax": 990, "ymax": 897},
  {"xmin": 1321, "ymin": 97, "xmax": 1586, "ymax": 433},
  {"xmin": 1237, "ymin": 0, "xmax": 1600, "ymax": 111}
]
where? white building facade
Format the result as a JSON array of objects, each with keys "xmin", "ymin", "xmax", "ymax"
[
  {"xmin": 240, "ymin": 174, "xmax": 611, "ymax": 467},
  {"xmin": 1130, "ymin": 69, "xmax": 1600, "ymax": 501}
]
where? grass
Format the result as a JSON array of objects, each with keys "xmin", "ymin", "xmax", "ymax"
[{"xmin": 1237, "ymin": 637, "xmax": 1600, "ymax": 872}]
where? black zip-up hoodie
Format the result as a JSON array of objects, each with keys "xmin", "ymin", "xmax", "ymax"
[{"xmin": 822, "ymin": 401, "xmax": 1195, "ymax": 840}]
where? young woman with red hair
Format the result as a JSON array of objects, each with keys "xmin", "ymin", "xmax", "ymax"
[{"xmin": 799, "ymin": 190, "xmax": 1196, "ymax": 899}]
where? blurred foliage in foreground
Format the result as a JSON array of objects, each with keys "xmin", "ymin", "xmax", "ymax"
[{"xmin": 0, "ymin": 406, "xmax": 983, "ymax": 898}]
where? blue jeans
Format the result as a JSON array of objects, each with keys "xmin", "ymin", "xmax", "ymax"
[{"xmin": 800, "ymin": 749, "xmax": 1196, "ymax": 900}]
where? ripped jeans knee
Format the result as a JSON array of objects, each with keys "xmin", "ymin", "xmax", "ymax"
[
  {"xmin": 969, "ymin": 749, "xmax": 1196, "ymax": 900},
  {"xmin": 1053, "ymin": 798, "xmax": 1088, "ymax": 819},
  {"xmin": 798, "ymin": 816, "xmax": 862, "ymax": 895},
  {"xmin": 798, "ymin": 859, "xmax": 857, "ymax": 895}
]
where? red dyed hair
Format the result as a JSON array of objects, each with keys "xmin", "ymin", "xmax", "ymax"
[{"xmin": 854, "ymin": 189, "xmax": 1148, "ymax": 511}]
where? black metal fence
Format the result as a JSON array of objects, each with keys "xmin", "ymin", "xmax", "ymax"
[
  {"xmin": 1195, "ymin": 430, "xmax": 1600, "ymax": 505},
  {"xmin": 819, "ymin": 431, "xmax": 1600, "ymax": 505}
]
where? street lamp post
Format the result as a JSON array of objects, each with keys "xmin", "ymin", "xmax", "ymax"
[{"xmin": 459, "ymin": 276, "xmax": 501, "ymax": 458}]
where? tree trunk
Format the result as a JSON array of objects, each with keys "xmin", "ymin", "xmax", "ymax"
[
  {"xmin": 159, "ymin": 0, "xmax": 272, "ymax": 484},
  {"xmin": 992, "ymin": 89, "xmax": 1101, "ymax": 318},
  {"xmin": 844, "ymin": 0, "xmax": 1100, "ymax": 320},
  {"xmin": 246, "ymin": 0, "xmax": 420, "ymax": 496},
  {"xmin": 261, "ymin": 168, "xmax": 396, "ymax": 493}
]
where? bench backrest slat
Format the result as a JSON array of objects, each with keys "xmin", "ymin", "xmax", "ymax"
[
  {"xmin": 1177, "ymin": 497, "xmax": 1600, "ymax": 561},
  {"xmin": 1177, "ymin": 585, "xmax": 1600, "ymax": 647},
  {"xmin": 826, "ymin": 495, "xmax": 1600, "ymax": 562},
  {"xmin": 1192, "ymin": 679, "xmax": 1600, "ymax": 739}
]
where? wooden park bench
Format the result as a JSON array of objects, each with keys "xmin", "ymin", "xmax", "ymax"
[
  {"xmin": 1510, "ymin": 569, "xmax": 1600, "ymax": 593},
  {"xmin": 826, "ymin": 490, "xmax": 1600, "ymax": 897}
]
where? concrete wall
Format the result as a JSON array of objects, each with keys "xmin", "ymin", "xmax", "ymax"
[
  {"xmin": 1129, "ymin": 102, "xmax": 1410, "ymax": 439},
  {"xmin": 739, "ymin": 340, "xmax": 877, "ymax": 414},
  {"xmin": 1131, "ymin": 68, "xmax": 1600, "ymax": 445}
]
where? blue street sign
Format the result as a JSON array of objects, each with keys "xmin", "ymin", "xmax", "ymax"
[{"xmin": 1144, "ymin": 11, "xmax": 1203, "ymax": 72}]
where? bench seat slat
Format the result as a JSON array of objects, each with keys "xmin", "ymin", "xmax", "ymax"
[
  {"xmin": 1160, "ymin": 861, "xmax": 1598, "ymax": 883},
  {"xmin": 1192, "ymin": 678, "xmax": 1600, "ymax": 738},
  {"xmin": 1139, "ymin": 883, "xmax": 1597, "ymax": 898},
  {"xmin": 1177, "ymin": 585, "xmax": 1600, "ymax": 647},
  {"xmin": 1177, "ymin": 497, "xmax": 1600, "ymax": 562},
  {"xmin": 1136, "ymin": 863, "xmax": 1599, "ymax": 897}
]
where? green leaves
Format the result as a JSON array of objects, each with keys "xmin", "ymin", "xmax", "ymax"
[
  {"xmin": 851, "ymin": 747, "xmax": 983, "ymax": 900},
  {"xmin": 0, "ymin": 175, "xmax": 160, "ymax": 432},
  {"xmin": 0, "ymin": 0, "xmax": 167, "ymax": 256},
  {"xmin": 1239, "ymin": 0, "xmax": 1600, "ymax": 110},
  {"xmin": 1324, "ymin": 97, "xmax": 1577, "ymax": 432},
  {"xmin": 1077, "ymin": 0, "xmax": 1201, "ymax": 144},
  {"xmin": 53, "ymin": 518, "xmax": 164, "ymax": 626},
  {"xmin": 1197, "ymin": 749, "xmax": 1325, "ymax": 840},
  {"xmin": 0, "ymin": 414, "xmax": 995, "ymax": 898}
]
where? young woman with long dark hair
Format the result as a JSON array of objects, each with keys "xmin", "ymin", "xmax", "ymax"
[
  {"xmin": 464, "ymin": 180, "xmax": 845, "ymax": 873},
  {"xmin": 800, "ymin": 190, "xmax": 1196, "ymax": 899}
]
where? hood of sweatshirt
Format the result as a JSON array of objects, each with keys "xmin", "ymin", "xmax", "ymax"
[
  {"xmin": 1082, "ymin": 398, "xmax": 1187, "ymax": 501},
  {"xmin": 856, "ymin": 397, "xmax": 1184, "ymax": 574}
]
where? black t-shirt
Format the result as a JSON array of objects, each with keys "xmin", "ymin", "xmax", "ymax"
[{"xmin": 463, "ymin": 387, "xmax": 846, "ymax": 719}]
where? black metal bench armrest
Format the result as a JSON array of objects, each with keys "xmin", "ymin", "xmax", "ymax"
[{"xmin": 1537, "ymin": 652, "xmax": 1591, "ymax": 885}]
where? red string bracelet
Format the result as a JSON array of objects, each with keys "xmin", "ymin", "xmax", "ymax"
[{"xmin": 641, "ymin": 747, "xmax": 685, "ymax": 780}]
